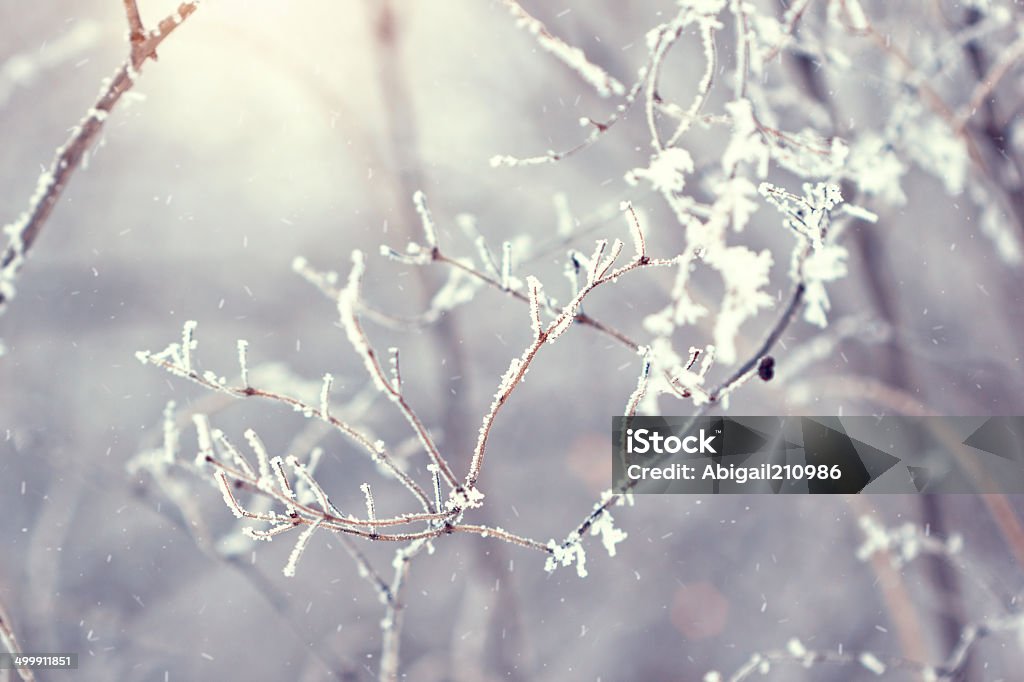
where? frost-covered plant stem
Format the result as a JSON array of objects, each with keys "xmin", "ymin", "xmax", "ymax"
[
  {"xmin": 465, "ymin": 237, "xmax": 685, "ymax": 490},
  {"xmin": 497, "ymin": 0, "xmax": 624, "ymax": 98},
  {"xmin": 338, "ymin": 251, "xmax": 459, "ymax": 491},
  {"xmin": 712, "ymin": 515, "xmax": 1024, "ymax": 681},
  {"xmin": 137, "ymin": 330, "xmax": 434, "ymax": 512},
  {"xmin": 0, "ymin": 597, "xmax": 34, "ymax": 682},
  {"xmin": 378, "ymin": 540, "xmax": 426, "ymax": 682},
  {"xmin": 0, "ymin": 1, "xmax": 200, "ymax": 313}
]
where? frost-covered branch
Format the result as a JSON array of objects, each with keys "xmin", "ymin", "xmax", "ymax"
[
  {"xmin": 136, "ymin": 323, "xmax": 435, "ymax": 512},
  {"xmin": 0, "ymin": 597, "xmax": 34, "ymax": 682},
  {"xmin": 337, "ymin": 250, "xmax": 459, "ymax": 491},
  {"xmin": 712, "ymin": 515, "xmax": 1024, "ymax": 681},
  {"xmin": 464, "ymin": 231, "xmax": 687, "ymax": 490},
  {"xmin": 498, "ymin": 0, "xmax": 623, "ymax": 98},
  {"xmin": 0, "ymin": 2, "xmax": 200, "ymax": 314}
]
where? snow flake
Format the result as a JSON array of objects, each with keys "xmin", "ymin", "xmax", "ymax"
[
  {"xmin": 722, "ymin": 99, "xmax": 770, "ymax": 177},
  {"xmin": 899, "ymin": 103, "xmax": 969, "ymax": 195},
  {"xmin": 786, "ymin": 637, "xmax": 807, "ymax": 657},
  {"xmin": 858, "ymin": 652, "xmax": 886, "ymax": 676},
  {"xmin": 626, "ymin": 147, "xmax": 695, "ymax": 194},
  {"xmin": 446, "ymin": 486, "xmax": 485, "ymax": 512},
  {"xmin": 706, "ymin": 246, "xmax": 774, "ymax": 363},
  {"xmin": 801, "ymin": 244, "xmax": 848, "ymax": 328},
  {"xmin": 589, "ymin": 511, "xmax": 627, "ymax": 557},
  {"xmin": 846, "ymin": 133, "xmax": 907, "ymax": 205},
  {"xmin": 545, "ymin": 536, "xmax": 588, "ymax": 578}
]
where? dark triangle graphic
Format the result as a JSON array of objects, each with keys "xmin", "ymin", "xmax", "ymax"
[
  {"xmin": 907, "ymin": 465, "xmax": 932, "ymax": 492},
  {"xmin": 963, "ymin": 417, "xmax": 1024, "ymax": 463},
  {"xmin": 719, "ymin": 418, "xmax": 770, "ymax": 460},
  {"xmin": 800, "ymin": 418, "xmax": 901, "ymax": 493}
]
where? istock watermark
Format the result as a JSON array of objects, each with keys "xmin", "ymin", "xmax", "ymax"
[
  {"xmin": 611, "ymin": 416, "xmax": 1024, "ymax": 494},
  {"xmin": 625, "ymin": 427, "xmax": 717, "ymax": 455}
]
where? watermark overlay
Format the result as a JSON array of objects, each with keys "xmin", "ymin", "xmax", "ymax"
[
  {"xmin": 612, "ymin": 416, "xmax": 1024, "ymax": 494},
  {"xmin": 0, "ymin": 653, "xmax": 78, "ymax": 670}
]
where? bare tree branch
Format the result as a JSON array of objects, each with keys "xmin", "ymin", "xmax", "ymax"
[{"xmin": 0, "ymin": 2, "xmax": 200, "ymax": 313}]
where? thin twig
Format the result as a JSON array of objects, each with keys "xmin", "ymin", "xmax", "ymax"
[
  {"xmin": 137, "ymin": 349, "xmax": 434, "ymax": 512},
  {"xmin": 0, "ymin": 597, "xmax": 34, "ymax": 682},
  {"xmin": 0, "ymin": 2, "xmax": 200, "ymax": 312}
]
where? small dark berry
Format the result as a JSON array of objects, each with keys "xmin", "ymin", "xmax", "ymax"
[{"xmin": 757, "ymin": 356, "xmax": 775, "ymax": 382}]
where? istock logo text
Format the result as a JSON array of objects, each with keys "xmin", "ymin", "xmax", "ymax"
[{"xmin": 625, "ymin": 428, "xmax": 717, "ymax": 455}]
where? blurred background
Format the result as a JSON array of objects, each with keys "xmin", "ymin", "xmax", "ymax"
[{"xmin": 3, "ymin": 0, "xmax": 1024, "ymax": 679}]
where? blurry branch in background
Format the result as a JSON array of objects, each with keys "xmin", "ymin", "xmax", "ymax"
[
  {"xmin": 0, "ymin": 22, "xmax": 101, "ymax": 108},
  {"xmin": 709, "ymin": 515, "xmax": 1023, "ymax": 682},
  {"xmin": 498, "ymin": 0, "xmax": 624, "ymax": 98},
  {"xmin": 0, "ymin": 597, "xmax": 34, "ymax": 682},
  {"xmin": 0, "ymin": 1, "xmax": 200, "ymax": 319}
]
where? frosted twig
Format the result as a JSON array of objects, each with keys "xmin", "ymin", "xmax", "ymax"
[
  {"xmin": 412, "ymin": 190, "xmax": 439, "ymax": 251},
  {"xmin": 763, "ymin": 0, "xmax": 816, "ymax": 62},
  {"xmin": 270, "ymin": 457, "xmax": 296, "ymax": 503},
  {"xmin": 498, "ymin": 0, "xmax": 624, "ymax": 98},
  {"xmin": 215, "ymin": 470, "xmax": 254, "ymax": 520},
  {"xmin": 428, "ymin": 464, "xmax": 442, "ymax": 514},
  {"xmin": 955, "ymin": 34, "xmax": 1024, "ymax": 132},
  {"xmin": 855, "ymin": 516, "xmax": 1003, "ymax": 606},
  {"xmin": 624, "ymin": 347, "xmax": 652, "ymax": 419},
  {"xmin": 716, "ymin": 609, "xmax": 1024, "ymax": 682},
  {"xmin": 500, "ymin": 241, "xmax": 512, "ymax": 291},
  {"xmin": 679, "ymin": 281, "xmax": 805, "ymax": 431},
  {"xmin": 136, "ymin": 346, "xmax": 434, "ymax": 512},
  {"xmin": 526, "ymin": 276, "xmax": 544, "ymax": 341},
  {"xmin": 337, "ymin": 251, "xmax": 458, "ymax": 488},
  {"xmin": 729, "ymin": 0, "xmax": 751, "ymax": 99},
  {"xmin": 192, "ymin": 414, "xmax": 213, "ymax": 467},
  {"xmin": 379, "ymin": 540, "xmax": 428, "ymax": 681},
  {"xmin": 586, "ymin": 240, "xmax": 608, "ymax": 284},
  {"xmin": 361, "ymin": 483, "xmax": 377, "ymax": 536},
  {"xmin": 432, "ymin": 251, "xmax": 641, "ymax": 351},
  {"xmin": 319, "ymin": 373, "xmax": 333, "ymax": 419},
  {"xmin": 282, "ymin": 519, "xmax": 322, "ymax": 578},
  {"xmin": 466, "ymin": 238, "xmax": 686, "ymax": 489},
  {"xmin": 459, "ymin": 215, "xmax": 501, "ymax": 279},
  {"xmin": 291, "ymin": 256, "xmax": 341, "ymax": 298},
  {"xmin": 122, "ymin": 0, "xmax": 146, "ymax": 44},
  {"xmin": 667, "ymin": 20, "xmax": 719, "ymax": 145},
  {"xmin": 213, "ymin": 429, "xmax": 255, "ymax": 480},
  {"xmin": 244, "ymin": 428, "xmax": 273, "ymax": 489},
  {"xmin": 643, "ymin": 13, "xmax": 690, "ymax": 151},
  {"xmin": 243, "ymin": 522, "xmax": 297, "ymax": 542},
  {"xmin": 714, "ymin": 643, "xmax": 915, "ymax": 681},
  {"xmin": 453, "ymin": 524, "xmax": 551, "ymax": 553},
  {"xmin": 553, "ymin": 192, "xmax": 574, "ymax": 236},
  {"xmin": 621, "ymin": 202, "xmax": 647, "ymax": 261},
  {"xmin": 387, "ymin": 348, "xmax": 401, "ymax": 393},
  {"xmin": 161, "ymin": 400, "xmax": 178, "ymax": 463},
  {"xmin": 180, "ymin": 320, "xmax": 197, "ymax": 375},
  {"xmin": 286, "ymin": 456, "xmax": 335, "ymax": 516},
  {"xmin": 488, "ymin": 9, "xmax": 723, "ymax": 168},
  {"xmin": 338, "ymin": 533, "xmax": 393, "ymax": 604},
  {"xmin": 212, "ymin": 446, "xmax": 558, "ymax": 551},
  {"xmin": 236, "ymin": 340, "xmax": 249, "ymax": 389},
  {"xmin": 0, "ymin": 597, "xmax": 35, "ymax": 682},
  {"xmin": 0, "ymin": 1, "xmax": 201, "ymax": 313},
  {"xmin": 208, "ymin": 456, "xmax": 452, "ymax": 534}
]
